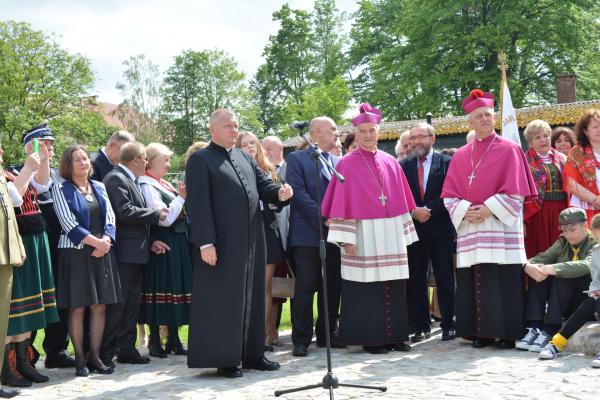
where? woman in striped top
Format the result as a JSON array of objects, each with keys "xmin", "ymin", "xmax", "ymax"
[{"xmin": 52, "ymin": 145, "xmax": 121, "ymax": 377}]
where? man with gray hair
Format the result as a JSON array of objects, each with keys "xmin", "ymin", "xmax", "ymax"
[
  {"xmin": 395, "ymin": 130, "xmax": 412, "ymax": 161},
  {"xmin": 400, "ymin": 122, "xmax": 456, "ymax": 342},
  {"xmin": 92, "ymin": 131, "xmax": 135, "ymax": 181}
]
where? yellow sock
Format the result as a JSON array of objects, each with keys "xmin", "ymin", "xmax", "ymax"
[{"xmin": 552, "ymin": 333, "xmax": 568, "ymax": 351}]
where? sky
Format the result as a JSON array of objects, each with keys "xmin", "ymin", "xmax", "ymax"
[{"xmin": 2, "ymin": 0, "xmax": 360, "ymax": 104}]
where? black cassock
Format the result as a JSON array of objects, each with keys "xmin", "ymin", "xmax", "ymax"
[{"xmin": 185, "ymin": 142, "xmax": 283, "ymax": 368}]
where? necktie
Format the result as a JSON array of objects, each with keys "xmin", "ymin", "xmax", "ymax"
[
  {"xmin": 572, "ymin": 246, "xmax": 580, "ymax": 261},
  {"xmin": 418, "ymin": 157, "xmax": 426, "ymax": 201}
]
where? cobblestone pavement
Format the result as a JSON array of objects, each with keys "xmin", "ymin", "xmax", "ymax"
[{"xmin": 13, "ymin": 328, "xmax": 600, "ymax": 400}]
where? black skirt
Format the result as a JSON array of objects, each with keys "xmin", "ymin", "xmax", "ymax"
[
  {"xmin": 338, "ymin": 279, "xmax": 409, "ymax": 346},
  {"xmin": 263, "ymin": 208, "xmax": 284, "ymax": 264},
  {"xmin": 456, "ymin": 263, "xmax": 526, "ymax": 340}
]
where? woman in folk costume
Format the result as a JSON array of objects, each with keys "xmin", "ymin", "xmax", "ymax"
[
  {"xmin": 523, "ymin": 119, "xmax": 568, "ymax": 258},
  {"xmin": 138, "ymin": 143, "xmax": 192, "ymax": 358},
  {"xmin": 2, "ymin": 124, "xmax": 59, "ymax": 388},
  {"xmin": 322, "ymin": 104, "xmax": 418, "ymax": 354},
  {"xmin": 563, "ymin": 109, "xmax": 600, "ymax": 222}
]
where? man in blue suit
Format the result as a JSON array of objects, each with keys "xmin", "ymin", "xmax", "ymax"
[
  {"xmin": 286, "ymin": 117, "xmax": 344, "ymax": 357},
  {"xmin": 400, "ymin": 123, "xmax": 457, "ymax": 342}
]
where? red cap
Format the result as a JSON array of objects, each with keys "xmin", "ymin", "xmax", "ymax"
[{"xmin": 461, "ymin": 89, "xmax": 494, "ymax": 114}]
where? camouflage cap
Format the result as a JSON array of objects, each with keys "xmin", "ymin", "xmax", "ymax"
[{"xmin": 558, "ymin": 207, "xmax": 587, "ymax": 226}]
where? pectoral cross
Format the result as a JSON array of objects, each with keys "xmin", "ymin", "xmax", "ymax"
[
  {"xmin": 468, "ymin": 172, "xmax": 476, "ymax": 186},
  {"xmin": 379, "ymin": 192, "xmax": 387, "ymax": 206}
]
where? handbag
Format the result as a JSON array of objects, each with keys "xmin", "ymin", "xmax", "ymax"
[{"xmin": 271, "ymin": 260, "xmax": 295, "ymax": 299}]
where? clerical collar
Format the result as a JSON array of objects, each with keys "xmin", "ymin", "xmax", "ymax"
[
  {"xmin": 209, "ymin": 141, "xmax": 234, "ymax": 153},
  {"xmin": 357, "ymin": 146, "xmax": 377, "ymax": 156}
]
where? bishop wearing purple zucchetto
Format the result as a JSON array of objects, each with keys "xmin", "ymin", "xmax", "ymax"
[{"xmin": 321, "ymin": 103, "xmax": 417, "ymax": 354}]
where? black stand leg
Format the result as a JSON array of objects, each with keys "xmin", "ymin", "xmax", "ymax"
[{"xmin": 274, "ymin": 132, "xmax": 387, "ymax": 399}]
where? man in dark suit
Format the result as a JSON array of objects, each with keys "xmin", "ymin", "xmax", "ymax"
[
  {"xmin": 101, "ymin": 142, "xmax": 168, "ymax": 366},
  {"xmin": 286, "ymin": 117, "xmax": 344, "ymax": 357},
  {"xmin": 91, "ymin": 131, "xmax": 134, "ymax": 181},
  {"xmin": 400, "ymin": 123, "xmax": 456, "ymax": 342},
  {"xmin": 186, "ymin": 109, "xmax": 292, "ymax": 378}
]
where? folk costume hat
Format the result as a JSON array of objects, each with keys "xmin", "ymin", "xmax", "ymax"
[
  {"xmin": 22, "ymin": 123, "xmax": 54, "ymax": 145},
  {"xmin": 461, "ymin": 89, "xmax": 494, "ymax": 114},
  {"xmin": 351, "ymin": 103, "xmax": 382, "ymax": 127}
]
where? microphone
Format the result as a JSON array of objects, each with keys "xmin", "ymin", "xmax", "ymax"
[{"xmin": 291, "ymin": 121, "xmax": 310, "ymax": 131}]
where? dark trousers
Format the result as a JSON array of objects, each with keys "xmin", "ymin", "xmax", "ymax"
[
  {"xmin": 407, "ymin": 236, "xmax": 455, "ymax": 331},
  {"xmin": 290, "ymin": 245, "xmax": 341, "ymax": 347},
  {"xmin": 101, "ymin": 263, "xmax": 143, "ymax": 358},
  {"xmin": 526, "ymin": 275, "xmax": 590, "ymax": 335},
  {"xmin": 560, "ymin": 296, "xmax": 600, "ymax": 339}
]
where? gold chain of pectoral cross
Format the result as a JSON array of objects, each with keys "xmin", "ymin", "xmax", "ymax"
[
  {"xmin": 358, "ymin": 150, "xmax": 388, "ymax": 206},
  {"xmin": 468, "ymin": 135, "xmax": 496, "ymax": 186}
]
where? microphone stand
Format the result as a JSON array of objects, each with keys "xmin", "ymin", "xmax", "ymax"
[{"xmin": 274, "ymin": 128, "xmax": 387, "ymax": 399}]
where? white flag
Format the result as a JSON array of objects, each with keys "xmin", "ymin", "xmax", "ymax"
[{"xmin": 501, "ymin": 81, "xmax": 521, "ymax": 146}]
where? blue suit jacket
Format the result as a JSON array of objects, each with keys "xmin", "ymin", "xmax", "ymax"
[
  {"xmin": 52, "ymin": 179, "xmax": 116, "ymax": 246},
  {"xmin": 286, "ymin": 148, "xmax": 339, "ymax": 247}
]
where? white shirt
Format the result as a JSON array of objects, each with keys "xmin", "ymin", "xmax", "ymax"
[{"xmin": 139, "ymin": 176, "xmax": 185, "ymax": 227}]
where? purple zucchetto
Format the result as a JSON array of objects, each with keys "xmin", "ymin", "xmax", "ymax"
[{"xmin": 351, "ymin": 103, "xmax": 382, "ymax": 127}]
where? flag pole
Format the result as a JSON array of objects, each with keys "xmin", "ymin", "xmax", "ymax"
[{"xmin": 498, "ymin": 52, "xmax": 508, "ymax": 135}]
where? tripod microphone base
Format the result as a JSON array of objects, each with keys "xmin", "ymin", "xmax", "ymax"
[{"xmin": 274, "ymin": 372, "xmax": 387, "ymax": 397}]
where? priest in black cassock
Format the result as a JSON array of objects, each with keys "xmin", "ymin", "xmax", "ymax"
[{"xmin": 185, "ymin": 108, "xmax": 293, "ymax": 378}]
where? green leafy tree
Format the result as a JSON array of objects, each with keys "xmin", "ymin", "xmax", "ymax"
[
  {"xmin": 116, "ymin": 54, "xmax": 163, "ymax": 144},
  {"xmin": 0, "ymin": 21, "xmax": 94, "ymax": 164},
  {"xmin": 349, "ymin": 0, "xmax": 600, "ymax": 120},
  {"xmin": 161, "ymin": 49, "xmax": 257, "ymax": 153},
  {"xmin": 284, "ymin": 76, "xmax": 352, "ymax": 137},
  {"xmin": 311, "ymin": 0, "xmax": 349, "ymax": 83}
]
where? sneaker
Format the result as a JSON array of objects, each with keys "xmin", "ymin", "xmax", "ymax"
[
  {"xmin": 516, "ymin": 328, "xmax": 540, "ymax": 350},
  {"xmin": 528, "ymin": 331, "xmax": 550, "ymax": 352},
  {"xmin": 538, "ymin": 343, "xmax": 561, "ymax": 360},
  {"xmin": 591, "ymin": 352, "xmax": 600, "ymax": 368}
]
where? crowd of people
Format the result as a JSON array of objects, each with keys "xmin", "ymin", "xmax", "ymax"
[{"xmin": 0, "ymin": 90, "xmax": 599, "ymax": 397}]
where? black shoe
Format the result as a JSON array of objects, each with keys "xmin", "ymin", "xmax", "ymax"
[
  {"xmin": 45, "ymin": 354, "xmax": 76, "ymax": 368},
  {"xmin": 75, "ymin": 366, "xmax": 89, "ymax": 377},
  {"xmin": 116, "ymin": 353, "xmax": 150, "ymax": 364},
  {"xmin": 217, "ymin": 366, "xmax": 243, "ymax": 378},
  {"xmin": 388, "ymin": 342, "xmax": 411, "ymax": 352},
  {"xmin": 100, "ymin": 357, "xmax": 115, "ymax": 369},
  {"xmin": 165, "ymin": 326, "xmax": 187, "ymax": 356},
  {"xmin": 15, "ymin": 341, "xmax": 49, "ymax": 383},
  {"xmin": 496, "ymin": 339, "xmax": 515, "ymax": 349},
  {"xmin": 317, "ymin": 338, "xmax": 346, "ymax": 349},
  {"xmin": 471, "ymin": 338, "xmax": 495, "ymax": 348},
  {"xmin": 292, "ymin": 345, "xmax": 308, "ymax": 357},
  {"xmin": 1, "ymin": 344, "xmax": 31, "ymax": 387},
  {"xmin": 148, "ymin": 326, "xmax": 167, "ymax": 358},
  {"xmin": 0, "ymin": 388, "xmax": 20, "ymax": 398},
  {"xmin": 243, "ymin": 357, "xmax": 280, "ymax": 371},
  {"xmin": 264, "ymin": 345, "xmax": 274, "ymax": 353},
  {"xmin": 411, "ymin": 330, "xmax": 431, "ymax": 343},
  {"xmin": 87, "ymin": 361, "xmax": 114, "ymax": 374},
  {"xmin": 363, "ymin": 345, "xmax": 389, "ymax": 354},
  {"xmin": 442, "ymin": 329, "xmax": 456, "ymax": 341}
]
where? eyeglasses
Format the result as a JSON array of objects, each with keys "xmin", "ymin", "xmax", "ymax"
[{"xmin": 410, "ymin": 134, "xmax": 433, "ymax": 140}]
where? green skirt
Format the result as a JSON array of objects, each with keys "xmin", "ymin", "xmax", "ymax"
[
  {"xmin": 139, "ymin": 228, "xmax": 193, "ymax": 326},
  {"xmin": 8, "ymin": 231, "xmax": 59, "ymax": 336}
]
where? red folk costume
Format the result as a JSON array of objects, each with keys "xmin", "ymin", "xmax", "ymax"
[
  {"xmin": 523, "ymin": 148, "xmax": 568, "ymax": 258},
  {"xmin": 562, "ymin": 145, "xmax": 600, "ymax": 222}
]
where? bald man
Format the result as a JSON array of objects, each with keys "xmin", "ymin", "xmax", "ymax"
[{"xmin": 285, "ymin": 116, "xmax": 344, "ymax": 357}]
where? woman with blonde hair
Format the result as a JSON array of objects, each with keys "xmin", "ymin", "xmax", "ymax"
[
  {"xmin": 236, "ymin": 132, "xmax": 283, "ymax": 349},
  {"xmin": 138, "ymin": 143, "xmax": 193, "ymax": 358}
]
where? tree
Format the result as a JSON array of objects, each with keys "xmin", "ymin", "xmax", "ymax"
[
  {"xmin": 161, "ymin": 49, "xmax": 256, "ymax": 154},
  {"xmin": 116, "ymin": 54, "xmax": 163, "ymax": 144},
  {"xmin": 311, "ymin": 0, "xmax": 349, "ymax": 83},
  {"xmin": 349, "ymin": 0, "xmax": 600, "ymax": 120},
  {"xmin": 0, "ymin": 21, "xmax": 94, "ymax": 164},
  {"xmin": 284, "ymin": 76, "xmax": 352, "ymax": 137},
  {"xmin": 250, "ymin": 64, "xmax": 286, "ymax": 135}
]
